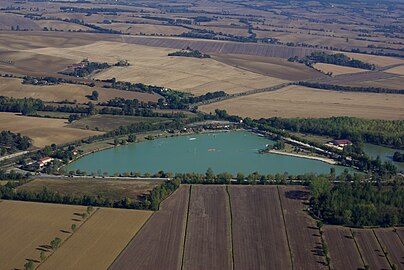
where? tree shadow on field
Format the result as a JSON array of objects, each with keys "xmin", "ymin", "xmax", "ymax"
[
  {"xmin": 285, "ymin": 190, "xmax": 309, "ymax": 200},
  {"xmin": 25, "ymin": 258, "xmax": 40, "ymax": 263},
  {"xmin": 72, "ymin": 218, "xmax": 81, "ymax": 222},
  {"xmin": 36, "ymin": 244, "xmax": 53, "ymax": 252},
  {"xmin": 60, "ymin": 229, "xmax": 70, "ymax": 234}
]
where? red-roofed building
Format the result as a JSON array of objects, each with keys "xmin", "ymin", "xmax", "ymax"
[
  {"xmin": 332, "ymin": 139, "xmax": 353, "ymax": 147},
  {"xmin": 36, "ymin": 157, "xmax": 53, "ymax": 168}
]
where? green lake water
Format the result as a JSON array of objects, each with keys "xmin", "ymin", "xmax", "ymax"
[
  {"xmin": 363, "ymin": 143, "xmax": 404, "ymax": 172},
  {"xmin": 66, "ymin": 131, "xmax": 349, "ymax": 175}
]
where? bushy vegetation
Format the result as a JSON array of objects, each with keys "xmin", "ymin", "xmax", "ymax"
[
  {"xmin": 289, "ymin": 52, "xmax": 375, "ymax": 70},
  {"xmin": 393, "ymin": 152, "xmax": 404, "ymax": 162},
  {"xmin": 0, "ymin": 131, "xmax": 31, "ymax": 156},
  {"xmin": 310, "ymin": 177, "xmax": 404, "ymax": 227}
]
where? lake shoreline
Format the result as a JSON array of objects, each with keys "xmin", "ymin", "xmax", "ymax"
[
  {"xmin": 65, "ymin": 130, "xmax": 348, "ymax": 175},
  {"xmin": 268, "ymin": 149, "xmax": 337, "ymax": 165}
]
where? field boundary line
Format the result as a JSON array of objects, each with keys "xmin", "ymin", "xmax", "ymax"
[
  {"xmin": 37, "ymin": 207, "xmax": 100, "ymax": 269},
  {"xmin": 107, "ymin": 210, "xmax": 156, "ymax": 270},
  {"xmin": 180, "ymin": 185, "xmax": 192, "ymax": 270},
  {"xmin": 276, "ymin": 185, "xmax": 294, "ymax": 270},
  {"xmin": 372, "ymin": 229, "xmax": 394, "ymax": 269},
  {"xmin": 350, "ymin": 229, "xmax": 367, "ymax": 268},
  {"xmin": 107, "ymin": 185, "xmax": 185, "ymax": 269},
  {"xmin": 194, "ymin": 82, "xmax": 293, "ymax": 107},
  {"xmin": 394, "ymin": 227, "xmax": 404, "ymax": 247},
  {"xmin": 225, "ymin": 185, "xmax": 235, "ymax": 270}
]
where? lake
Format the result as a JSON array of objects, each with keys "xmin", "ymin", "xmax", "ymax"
[
  {"xmin": 66, "ymin": 131, "xmax": 350, "ymax": 175},
  {"xmin": 363, "ymin": 143, "xmax": 404, "ymax": 172}
]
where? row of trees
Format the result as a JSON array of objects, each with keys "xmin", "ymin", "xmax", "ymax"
[
  {"xmin": 310, "ymin": 177, "xmax": 403, "ymax": 227},
  {"xmin": 0, "ymin": 178, "xmax": 179, "ymax": 211},
  {"xmin": 298, "ymin": 81, "xmax": 404, "ymax": 94}
]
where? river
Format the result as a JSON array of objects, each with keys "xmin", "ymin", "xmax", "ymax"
[{"xmin": 66, "ymin": 131, "xmax": 350, "ymax": 175}]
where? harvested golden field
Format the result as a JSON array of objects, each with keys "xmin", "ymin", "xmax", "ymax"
[
  {"xmin": 39, "ymin": 208, "xmax": 152, "ymax": 270},
  {"xmin": 384, "ymin": 65, "xmax": 404, "ymax": 76},
  {"xmin": 200, "ymin": 85, "xmax": 404, "ymax": 120},
  {"xmin": 17, "ymin": 178, "xmax": 162, "ymax": 201},
  {"xmin": 0, "ymin": 200, "xmax": 87, "ymax": 270},
  {"xmin": 35, "ymin": 20, "xmax": 93, "ymax": 31},
  {"xmin": 0, "ymin": 78, "xmax": 159, "ymax": 103},
  {"xmin": 0, "ymin": 50, "xmax": 75, "ymax": 75},
  {"xmin": 341, "ymin": 52, "xmax": 404, "ymax": 67},
  {"xmin": 0, "ymin": 31, "xmax": 120, "ymax": 51},
  {"xmin": 0, "ymin": 13, "xmax": 40, "ymax": 30},
  {"xmin": 0, "ymin": 113, "xmax": 101, "ymax": 147},
  {"xmin": 28, "ymin": 41, "xmax": 287, "ymax": 95},
  {"xmin": 97, "ymin": 23, "xmax": 187, "ymax": 35},
  {"xmin": 212, "ymin": 54, "xmax": 323, "ymax": 81},
  {"xmin": 313, "ymin": 63, "xmax": 366, "ymax": 76}
]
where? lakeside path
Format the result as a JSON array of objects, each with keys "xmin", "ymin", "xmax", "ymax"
[{"xmin": 268, "ymin": 150, "xmax": 337, "ymax": 165}]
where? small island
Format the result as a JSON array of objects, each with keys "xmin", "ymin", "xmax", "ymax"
[{"xmin": 168, "ymin": 47, "xmax": 210, "ymax": 58}]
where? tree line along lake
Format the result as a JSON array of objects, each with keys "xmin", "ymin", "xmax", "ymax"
[{"xmin": 66, "ymin": 131, "xmax": 358, "ymax": 175}]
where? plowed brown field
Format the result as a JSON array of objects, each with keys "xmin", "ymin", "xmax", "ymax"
[
  {"xmin": 229, "ymin": 186, "xmax": 292, "ymax": 270},
  {"xmin": 183, "ymin": 185, "xmax": 232, "ymax": 270},
  {"xmin": 109, "ymin": 186, "xmax": 190, "ymax": 270},
  {"xmin": 279, "ymin": 186, "xmax": 327, "ymax": 270},
  {"xmin": 374, "ymin": 228, "xmax": 404, "ymax": 268},
  {"xmin": 353, "ymin": 229, "xmax": 390, "ymax": 270},
  {"xmin": 323, "ymin": 226, "xmax": 364, "ymax": 270}
]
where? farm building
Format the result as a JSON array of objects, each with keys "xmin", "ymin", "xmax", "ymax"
[
  {"xmin": 332, "ymin": 139, "xmax": 353, "ymax": 147},
  {"xmin": 36, "ymin": 157, "xmax": 53, "ymax": 168}
]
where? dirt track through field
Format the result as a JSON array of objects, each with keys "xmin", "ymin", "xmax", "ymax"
[{"xmin": 109, "ymin": 186, "xmax": 189, "ymax": 270}]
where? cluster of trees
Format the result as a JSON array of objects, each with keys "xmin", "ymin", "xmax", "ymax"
[
  {"xmin": 289, "ymin": 52, "xmax": 375, "ymax": 70},
  {"xmin": 393, "ymin": 152, "xmax": 404, "ymax": 162},
  {"xmin": 145, "ymin": 178, "xmax": 180, "ymax": 210},
  {"xmin": 310, "ymin": 177, "xmax": 403, "ymax": 227},
  {"xmin": 298, "ymin": 81, "xmax": 403, "ymax": 94},
  {"xmin": 0, "ymin": 131, "xmax": 31, "ymax": 156},
  {"xmin": 311, "ymin": 52, "xmax": 375, "ymax": 70},
  {"xmin": 253, "ymin": 116, "xmax": 404, "ymax": 148},
  {"xmin": 61, "ymin": 61, "xmax": 111, "ymax": 77},
  {"xmin": 168, "ymin": 47, "xmax": 211, "ymax": 58}
]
